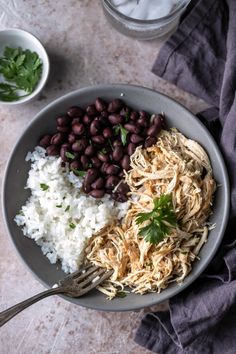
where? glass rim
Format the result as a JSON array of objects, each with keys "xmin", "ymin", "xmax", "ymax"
[{"xmin": 103, "ymin": 0, "xmax": 191, "ymax": 24}]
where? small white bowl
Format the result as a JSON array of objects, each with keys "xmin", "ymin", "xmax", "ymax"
[{"xmin": 0, "ymin": 28, "xmax": 50, "ymax": 105}]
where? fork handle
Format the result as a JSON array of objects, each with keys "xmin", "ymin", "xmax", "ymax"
[{"xmin": 0, "ymin": 287, "xmax": 63, "ymax": 327}]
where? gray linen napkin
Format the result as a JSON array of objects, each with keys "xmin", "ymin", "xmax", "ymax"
[{"xmin": 135, "ymin": 0, "xmax": 236, "ymax": 353}]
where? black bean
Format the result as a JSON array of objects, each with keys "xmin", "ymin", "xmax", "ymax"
[
  {"xmin": 112, "ymin": 146, "xmax": 123, "ymax": 161},
  {"xmin": 68, "ymin": 133, "xmax": 76, "ymax": 144},
  {"xmin": 108, "ymin": 99, "xmax": 124, "ymax": 113},
  {"xmin": 84, "ymin": 168, "xmax": 99, "ymax": 186},
  {"xmin": 95, "ymin": 97, "xmax": 107, "ymax": 112},
  {"xmin": 92, "ymin": 135, "xmax": 105, "ymax": 145},
  {"xmin": 101, "ymin": 110, "xmax": 109, "ymax": 118},
  {"xmin": 108, "ymin": 114, "xmax": 123, "ymax": 125},
  {"xmin": 81, "ymin": 155, "xmax": 90, "ymax": 169},
  {"xmin": 113, "ymin": 140, "xmax": 122, "ymax": 147},
  {"xmin": 103, "ymin": 127, "xmax": 113, "ymax": 139},
  {"xmin": 86, "ymin": 104, "xmax": 98, "ymax": 116},
  {"xmin": 120, "ymin": 106, "xmax": 130, "ymax": 117},
  {"xmin": 57, "ymin": 115, "xmax": 70, "ymax": 126},
  {"xmin": 152, "ymin": 115, "xmax": 163, "ymax": 131},
  {"xmin": 90, "ymin": 189, "xmax": 105, "ymax": 198},
  {"xmin": 116, "ymin": 182, "xmax": 129, "ymax": 195},
  {"xmin": 106, "ymin": 164, "xmax": 120, "ymax": 175},
  {"xmin": 91, "ymin": 156, "xmax": 102, "ymax": 169},
  {"xmin": 85, "ymin": 145, "xmax": 96, "ymax": 156},
  {"xmin": 127, "ymin": 142, "xmax": 136, "ymax": 156},
  {"xmin": 70, "ymin": 160, "xmax": 81, "ymax": 171},
  {"xmin": 72, "ymin": 138, "xmax": 87, "ymax": 152},
  {"xmin": 39, "ymin": 135, "xmax": 51, "ymax": 148},
  {"xmin": 46, "ymin": 145, "xmax": 60, "ymax": 156},
  {"xmin": 130, "ymin": 111, "xmax": 139, "ymax": 121},
  {"xmin": 139, "ymin": 110, "xmax": 148, "ymax": 119},
  {"xmin": 144, "ymin": 136, "xmax": 157, "ymax": 148},
  {"xmin": 105, "ymin": 175, "xmax": 120, "ymax": 190},
  {"xmin": 60, "ymin": 146, "xmax": 70, "ymax": 162},
  {"xmin": 101, "ymin": 162, "xmax": 110, "ymax": 174},
  {"xmin": 72, "ymin": 117, "xmax": 81, "ymax": 125},
  {"xmin": 147, "ymin": 124, "xmax": 161, "ymax": 137},
  {"xmin": 97, "ymin": 151, "xmax": 110, "ymax": 162},
  {"xmin": 124, "ymin": 123, "xmax": 140, "ymax": 134},
  {"xmin": 95, "ymin": 116, "xmax": 107, "ymax": 126},
  {"xmin": 130, "ymin": 134, "xmax": 144, "ymax": 144},
  {"xmin": 90, "ymin": 120, "xmax": 100, "ymax": 136},
  {"xmin": 112, "ymin": 193, "xmax": 128, "ymax": 202},
  {"xmin": 67, "ymin": 106, "xmax": 84, "ymax": 118},
  {"xmin": 61, "ymin": 143, "xmax": 72, "ymax": 149},
  {"xmin": 91, "ymin": 177, "xmax": 105, "ymax": 189},
  {"xmin": 72, "ymin": 123, "xmax": 85, "ymax": 135},
  {"xmin": 57, "ymin": 126, "xmax": 70, "ymax": 133},
  {"xmin": 51, "ymin": 133, "xmax": 65, "ymax": 145},
  {"xmin": 121, "ymin": 155, "xmax": 130, "ymax": 170},
  {"xmin": 83, "ymin": 114, "xmax": 93, "ymax": 125},
  {"xmin": 137, "ymin": 117, "xmax": 148, "ymax": 128}
]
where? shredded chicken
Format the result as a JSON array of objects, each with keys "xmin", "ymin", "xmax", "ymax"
[{"xmin": 85, "ymin": 129, "xmax": 216, "ymax": 299}]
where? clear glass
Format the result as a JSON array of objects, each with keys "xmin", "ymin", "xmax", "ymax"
[{"xmin": 101, "ymin": 0, "xmax": 191, "ymax": 40}]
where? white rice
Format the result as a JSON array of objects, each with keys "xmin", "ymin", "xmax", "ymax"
[{"xmin": 15, "ymin": 147, "xmax": 129, "ymax": 273}]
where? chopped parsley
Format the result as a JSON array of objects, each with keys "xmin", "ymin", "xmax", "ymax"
[
  {"xmin": 40, "ymin": 183, "xmax": 49, "ymax": 191},
  {"xmin": 69, "ymin": 222, "xmax": 76, "ymax": 229}
]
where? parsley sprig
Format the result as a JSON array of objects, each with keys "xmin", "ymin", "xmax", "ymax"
[
  {"xmin": 0, "ymin": 46, "xmax": 42, "ymax": 102},
  {"xmin": 136, "ymin": 194, "xmax": 177, "ymax": 245},
  {"xmin": 114, "ymin": 124, "xmax": 129, "ymax": 146}
]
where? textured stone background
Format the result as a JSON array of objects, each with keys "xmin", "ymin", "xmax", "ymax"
[{"xmin": 0, "ymin": 1, "xmax": 208, "ymax": 353}]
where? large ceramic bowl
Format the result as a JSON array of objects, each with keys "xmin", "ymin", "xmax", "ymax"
[{"xmin": 2, "ymin": 84, "xmax": 230, "ymax": 311}]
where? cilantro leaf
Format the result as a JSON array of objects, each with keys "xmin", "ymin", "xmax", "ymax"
[
  {"xmin": 136, "ymin": 194, "xmax": 177, "ymax": 245},
  {"xmin": 116, "ymin": 291, "xmax": 127, "ymax": 298},
  {"xmin": 113, "ymin": 124, "xmax": 129, "ymax": 146},
  {"xmin": 69, "ymin": 223, "xmax": 76, "ymax": 229},
  {"xmin": 40, "ymin": 183, "xmax": 49, "ymax": 191},
  {"xmin": 65, "ymin": 205, "xmax": 70, "ymax": 212},
  {"xmin": 0, "ymin": 46, "xmax": 42, "ymax": 101},
  {"xmin": 65, "ymin": 151, "xmax": 75, "ymax": 159},
  {"xmin": 72, "ymin": 168, "xmax": 86, "ymax": 177}
]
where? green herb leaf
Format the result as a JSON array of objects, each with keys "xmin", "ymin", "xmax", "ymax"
[
  {"xmin": 119, "ymin": 125, "xmax": 128, "ymax": 146},
  {"xmin": 136, "ymin": 194, "xmax": 177, "ymax": 245},
  {"xmin": 124, "ymin": 111, "xmax": 130, "ymax": 122},
  {"xmin": 72, "ymin": 168, "xmax": 86, "ymax": 177},
  {"xmin": 116, "ymin": 291, "xmax": 127, "ymax": 298},
  {"xmin": 65, "ymin": 151, "xmax": 75, "ymax": 159},
  {"xmin": 56, "ymin": 205, "xmax": 62, "ymax": 208},
  {"xmin": 40, "ymin": 183, "xmax": 49, "ymax": 191},
  {"xmin": 113, "ymin": 124, "xmax": 129, "ymax": 146},
  {"xmin": 100, "ymin": 147, "xmax": 107, "ymax": 154},
  {"xmin": 65, "ymin": 205, "xmax": 70, "ymax": 212},
  {"xmin": 69, "ymin": 222, "xmax": 76, "ymax": 229},
  {"xmin": 0, "ymin": 46, "xmax": 42, "ymax": 102}
]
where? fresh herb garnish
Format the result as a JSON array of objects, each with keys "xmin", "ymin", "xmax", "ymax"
[
  {"xmin": 0, "ymin": 46, "xmax": 42, "ymax": 102},
  {"xmin": 56, "ymin": 205, "xmax": 62, "ymax": 208},
  {"xmin": 65, "ymin": 205, "xmax": 70, "ymax": 212},
  {"xmin": 72, "ymin": 168, "xmax": 86, "ymax": 177},
  {"xmin": 69, "ymin": 222, "xmax": 76, "ymax": 229},
  {"xmin": 136, "ymin": 194, "xmax": 177, "ymax": 245},
  {"xmin": 65, "ymin": 151, "xmax": 75, "ymax": 159},
  {"xmin": 114, "ymin": 124, "xmax": 129, "ymax": 146},
  {"xmin": 116, "ymin": 291, "xmax": 127, "ymax": 298},
  {"xmin": 40, "ymin": 183, "xmax": 49, "ymax": 191},
  {"xmin": 124, "ymin": 111, "xmax": 130, "ymax": 122},
  {"xmin": 100, "ymin": 147, "xmax": 107, "ymax": 154}
]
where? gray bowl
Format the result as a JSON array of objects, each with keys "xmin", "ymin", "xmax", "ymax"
[{"xmin": 2, "ymin": 84, "xmax": 230, "ymax": 311}]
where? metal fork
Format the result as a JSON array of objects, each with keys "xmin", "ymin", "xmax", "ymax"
[{"xmin": 0, "ymin": 264, "xmax": 113, "ymax": 327}]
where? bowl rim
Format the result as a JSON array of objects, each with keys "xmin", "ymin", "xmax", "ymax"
[
  {"xmin": 1, "ymin": 84, "xmax": 230, "ymax": 311},
  {"xmin": 0, "ymin": 28, "xmax": 50, "ymax": 105}
]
